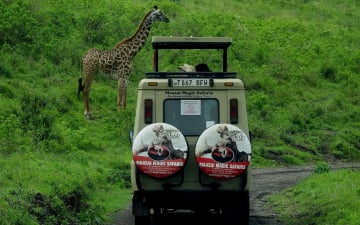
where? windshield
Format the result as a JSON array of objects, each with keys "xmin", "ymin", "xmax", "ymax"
[{"xmin": 163, "ymin": 99, "xmax": 219, "ymax": 136}]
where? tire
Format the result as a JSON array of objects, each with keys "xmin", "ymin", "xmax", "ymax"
[
  {"xmin": 134, "ymin": 215, "xmax": 149, "ymax": 225},
  {"xmin": 225, "ymin": 190, "xmax": 250, "ymax": 225}
]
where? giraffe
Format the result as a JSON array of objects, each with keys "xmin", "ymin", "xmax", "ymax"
[{"xmin": 78, "ymin": 6, "xmax": 169, "ymax": 119}]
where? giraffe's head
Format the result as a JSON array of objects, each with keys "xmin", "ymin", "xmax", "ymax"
[{"xmin": 151, "ymin": 6, "xmax": 170, "ymax": 23}]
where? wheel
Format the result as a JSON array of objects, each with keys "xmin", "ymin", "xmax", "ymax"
[
  {"xmin": 135, "ymin": 215, "xmax": 149, "ymax": 225},
  {"xmin": 151, "ymin": 208, "xmax": 163, "ymax": 225},
  {"xmin": 224, "ymin": 190, "xmax": 250, "ymax": 225}
]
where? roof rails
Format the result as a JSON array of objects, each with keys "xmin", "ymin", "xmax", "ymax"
[
  {"xmin": 152, "ymin": 36, "xmax": 232, "ymax": 49},
  {"xmin": 145, "ymin": 72, "xmax": 237, "ymax": 79},
  {"xmin": 151, "ymin": 36, "xmax": 232, "ymax": 72}
]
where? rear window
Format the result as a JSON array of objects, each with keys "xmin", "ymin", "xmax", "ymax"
[{"xmin": 164, "ymin": 99, "xmax": 219, "ymax": 136}]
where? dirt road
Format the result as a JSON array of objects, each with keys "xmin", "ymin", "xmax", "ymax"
[{"xmin": 108, "ymin": 163, "xmax": 360, "ymax": 225}]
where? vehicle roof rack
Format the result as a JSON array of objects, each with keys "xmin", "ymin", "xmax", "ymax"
[
  {"xmin": 151, "ymin": 36, "xmax": 232, "ymax": 72},
  {"xmin": 151, "ymin": 36, "xmax": 232, "ymax": 49},
  {"xmin": 145, "ymin": 72, "xmax": 237, "ymax": 79}
]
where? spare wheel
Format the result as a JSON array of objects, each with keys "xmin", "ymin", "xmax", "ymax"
[
  {"xmin": 132, "ymin": 123, "xmax": 188, "ymax": 179},
  {"xmin": 195, "ymin": 124, "xmax": 251, "ymax": 180}
]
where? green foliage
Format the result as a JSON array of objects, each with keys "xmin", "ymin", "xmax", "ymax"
[
  {"xmin": 0, "ymin": 114, "xmax": 22, "ymax": 154},
  {"xmin": 19, "ymin": 92, "xmax": 61, "ymax": 150},
  {"xmin": 0, "ymin": 0, "xmax": 37, "ymax": 47},
  {"xmin": 0, "ymin": 0, "xmax": 359, "ymax": 224},
  {"xmin": 106, "ymin": 163, "xmax": 132, "ymax": 189},
  {"xmin": 2, "ymin": 185, "xmax": 105, "ymax": 225},
  {"xmin": 314, "ymin": 161, "xmax": 330, "ymax": 174},
  {"xmin": 1, "ymin": 186, "xmax": 39, "ymax": 225},
  {"xmin": 269, "ymin": 170, "xmax": 360, "ymax": 225}
]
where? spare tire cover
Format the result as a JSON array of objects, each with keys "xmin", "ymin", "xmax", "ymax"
[
  {"xmin": 132, "ymin": 123, "xmax": 188, "ymax": 179},
  {"xmin": 195, "ymin": 124, "xmax": 251, "ymax": 180}
]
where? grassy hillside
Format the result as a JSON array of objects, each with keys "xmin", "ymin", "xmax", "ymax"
[
  {"xmin": 0, "ymin": 0, "xmax": 359, "ymax": 224},
  {"xmin": 269, "ymin": 168, "xmax": 360, "ymax": 225}
]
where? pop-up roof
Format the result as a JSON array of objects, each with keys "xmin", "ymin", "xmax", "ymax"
[
  {"xmin": 151, "ymin": 36, "xmax": 232, "ymax": 73},
  {"xmin": 151, "ymin": 36, "xmax": 232, "ymax": 49}
]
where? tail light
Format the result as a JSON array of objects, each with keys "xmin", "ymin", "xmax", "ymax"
[
  {"xmin": 230, "ymin": 99, "xmax": 238, "ymax": 124},
  {"xmin": 144, "ymin": 99, "xmax": 153, "ymax": 124}
]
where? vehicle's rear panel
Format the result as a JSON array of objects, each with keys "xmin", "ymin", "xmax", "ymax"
[
  {"xmin": 132, "ymin": 76, "xmax": 250, "ymax": 192},
  {"xmin": 131, "ymin": 37, "xmax": 251, "ymax": 225}
]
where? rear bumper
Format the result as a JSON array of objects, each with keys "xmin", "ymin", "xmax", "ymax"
[{"xmin": 132, "ymin": 189, "xmax": 249, "ymax": 216}]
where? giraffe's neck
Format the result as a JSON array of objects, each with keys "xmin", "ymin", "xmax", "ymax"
[{"xmin": 116, "ymin": 11, "xmax": 153, "ymax": 58}]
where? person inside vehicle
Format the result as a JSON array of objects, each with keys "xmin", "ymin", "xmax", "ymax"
[{"xmin": 178, "ymin": 63, "xmax": 212, "ymax": 72}]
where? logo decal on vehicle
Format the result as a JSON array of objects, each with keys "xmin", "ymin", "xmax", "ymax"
[
  {"xmin": 195, "ymin": 124, "xmax": 251, "ymax": 180},
  {"xmin": 132, "ymin": 123, "xmax": 188, "ymax": 178}
]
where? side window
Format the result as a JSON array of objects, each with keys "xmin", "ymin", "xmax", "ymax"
[{"xmin": 164, "ymin": 99, "xmax": 219, "ymax": 136}]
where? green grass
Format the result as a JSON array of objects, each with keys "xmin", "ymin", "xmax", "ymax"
[
  {"xmin": 269, "ymin": 168, "xmax": 360, "ymax": 225},
  {"xmin": 0, "ymin": 0, "xmax": 360, "ymax": 224}
]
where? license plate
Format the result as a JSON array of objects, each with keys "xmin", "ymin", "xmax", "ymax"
[{"xmin": 171, "ymin": 79, "xmax": 210, "ymax": 87}]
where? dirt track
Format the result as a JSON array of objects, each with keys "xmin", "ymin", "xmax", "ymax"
[{"xmin": 108, "ymin": 163, "xmax": 360, "ymax": 225}]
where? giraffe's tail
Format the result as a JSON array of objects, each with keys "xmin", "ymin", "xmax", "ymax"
[{"xmin": 77, "ymin": 77, "xmax": 84, "ymax": 99}]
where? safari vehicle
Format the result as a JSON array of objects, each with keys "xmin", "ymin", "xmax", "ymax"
[{"xmin": 130, "ymin": 36, "xmax": 251, "ymax": 225}]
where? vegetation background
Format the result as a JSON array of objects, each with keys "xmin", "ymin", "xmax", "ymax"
[{"xmin": 0, "ymin": 0, "xmax": 359, "ymax": 224}]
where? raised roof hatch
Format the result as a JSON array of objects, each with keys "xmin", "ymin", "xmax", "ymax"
[
  {"xmin": 151, "ymin": 36, "xmax": 232, "ymax": 72},
  {"xmin": 152, "ymin": 36, "xmax": 232, "ymax": 49}
]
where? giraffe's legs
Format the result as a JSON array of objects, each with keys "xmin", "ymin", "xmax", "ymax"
[
  {"xmin": 117, "ymin": 87, "xmax": 127, "ymax": 112},
  {"xmin": 83, "ymin": 91, "xmax": 92, "ymax": 120},
  {"xmin": 117, "ymin": 78, "xmax": 127, "ymax": 112},
  {"xmin": 82, "ymin": 72, "xmax": 95, "ymax": 120}
]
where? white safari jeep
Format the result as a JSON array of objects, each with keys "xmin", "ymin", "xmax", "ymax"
[{"xmin": 130, "ymin": 37, "xmax": 251, "ymax": 225}]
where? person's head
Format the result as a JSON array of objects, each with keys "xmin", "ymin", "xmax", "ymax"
[{"xmin": 195, "ymin": 63, "xmax": 211, "ymax": 72}]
